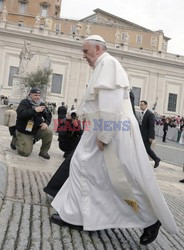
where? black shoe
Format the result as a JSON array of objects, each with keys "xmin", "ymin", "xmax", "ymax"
[
  {"xmin": 50, "ymin": 214, "xmax": 83, "ymax": 230},
  {"xmin": 43, "ymin": 187, "xmax": 48, "ymax": 194},
  {"xmin": 39, "ymin": 152, "xmax": 50, "ymax": 159},
  {"xmin": 154, "ymin": 158, "xmax": 161, "ymax": 168},
  {"xmin": 10, "ymin": 143, "xmax": 16, "ymax": 150},
  {"xmin": 43, "ymin": 187, "xmax": 55, "ymax": 198},
  {"xmin": 179, "ymin": 179, "xmax": 184, "ymax": 183},
  {"xmin": 140, "ymin": 220, "xmax": 161, "ymax": 245}
]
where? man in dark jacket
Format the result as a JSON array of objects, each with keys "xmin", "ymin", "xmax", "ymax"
[
  {"xmin": 58, "ymin": 111, "xmax": 83, "ymax": 158},
  {"xmin": 57, "ymin": 102, "xmax": 67, "ymax": 120},
  {"xmin": 139, "ymin": 100, "xmax": 161, "ymax": 168},
  {"xmin": 162, "ymin": 118, "xmax": 170, "ymax": 142},
  {"xmin": 43, "ymin": 111, "xmax": 83, "ymax": 197},
  {"xmin": 15, "ymin": 88, "xmax": 53, "ymax": 159}
]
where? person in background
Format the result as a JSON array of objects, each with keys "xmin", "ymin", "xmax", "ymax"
[
  {"xmin": 177, "ymin": 120, "xmax": 184, "ymax": 142},
  {"xmin": 139, "ymin": 100, "xmax": 161, "ymax": 168},
  {"xmin": 71, "ymin": 104, "xmax": 75, "ymax": 110},
  {"xmin": 3, "ymin": 96, "xmax": 9, "ymax": 105},
  {"xmin": 4, "ymin": 104, "xmax": 17, "ymax": 150},
  {"xmin": 178, "ymin": 121, "xmax": 184, "ymax": 145},
  {"xmin": 162, "ymin": 118, "xmax": 170, "ymax": 143},
  {"xmin": 57, "ymin": 102, "xmax": 67, "ymax": 120},
  {"xmin": 58, "ymin": 111, "xmax": 83, "ymax": 158},
  {"xmin": 15, "ymin": 88, "xmax": 53, "ymax": 159},
  {"xmin": 52, "ymin": 103, "xmax": 56, "ymax": 114},
  {"xmin": 44, "ymin": 111, "xmax": 83, "ymax": 197}
]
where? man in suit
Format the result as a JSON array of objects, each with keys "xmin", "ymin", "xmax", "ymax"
[
  {"xmin": 162, "ymin": 118, "xmax": 170, "ymax": 142},
  {"xmin": 139, "ymin": 100, "xmax": 161, "ymax": 168}
]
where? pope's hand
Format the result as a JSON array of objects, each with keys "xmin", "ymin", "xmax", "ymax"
[{"xmin": 97, "ymin": 139, "xmax": 105, "ymax": 151}]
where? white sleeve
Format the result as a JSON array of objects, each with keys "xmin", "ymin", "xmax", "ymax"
[{"xmin": 96, "ymin": 88, "xmax": 126, "ymax": 144}]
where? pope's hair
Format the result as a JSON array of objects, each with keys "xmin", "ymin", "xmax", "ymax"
[{"xmin": 87, "ymin": 40, "xmax": 107, "ymax": 51}]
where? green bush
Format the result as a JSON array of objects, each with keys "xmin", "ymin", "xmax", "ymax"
[{"xmin": 22, "ymin": 68, "xmax": 52, "ymax": 92}]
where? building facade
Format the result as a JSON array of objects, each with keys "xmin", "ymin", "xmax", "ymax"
[
  {"xmin": 0, "ymin": 0, "xmax": 62, "ymax": 27},
  {"xmin": 0, "ymin": 4, "xmax": 184, "ymax": 115},
  {"xmin": 0, "ymin": 0, "xmax": 62, "ymax": 18}
]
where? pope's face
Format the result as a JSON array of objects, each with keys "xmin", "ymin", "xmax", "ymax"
[{"xmin": 82, "ymin": 41, "xmax": 100, "ymax": 67}]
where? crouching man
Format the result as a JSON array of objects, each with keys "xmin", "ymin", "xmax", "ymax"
[{"xmin": 15, "ymin": 88, "xmax": 53, "ymax": 159}]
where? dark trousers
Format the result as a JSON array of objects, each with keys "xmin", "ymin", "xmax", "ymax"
[
  {"xmin": 43, "ymin": 148, "xmax": 75, "ymax": 197},
  {"xmin": 162, "ymin": 131, "xmax": 167, "ymax": 142},
  {"xmin": 143, "ymin": 140, "xmax": 159, "ymax": 162},
  {"xmin": 177, "ymin": 130, "xmax": 181, "ymax": 142},
  {"xmin": 9, "ymin": 126, "xmax": 16, "ymax": 136}
]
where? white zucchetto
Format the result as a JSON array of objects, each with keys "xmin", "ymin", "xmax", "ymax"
[{"xmin": 85, "ymin": 35, "xmax": 106, "ymax": 44}]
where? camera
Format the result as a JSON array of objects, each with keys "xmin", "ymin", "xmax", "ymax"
[{"xmin": 71, "ymin": 112, "xmax": 77, "ymax": 119}]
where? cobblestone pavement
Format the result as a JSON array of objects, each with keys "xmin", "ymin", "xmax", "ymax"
[{"xmin": 0, "ymin": 125, "xmax": 184, "ymax": 250}]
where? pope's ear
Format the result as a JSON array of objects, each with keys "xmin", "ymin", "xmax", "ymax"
[{"xmin": 96, "ymin": 44, "xmax": 102, "ymax": 52}]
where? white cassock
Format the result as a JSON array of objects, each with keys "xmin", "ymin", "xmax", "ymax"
[{"xmin": 52, "ymin": 52, "xmax": 178, "ymax": 234}]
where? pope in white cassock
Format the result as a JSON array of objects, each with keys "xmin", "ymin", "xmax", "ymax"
[{"xmin": 51, "ymin": 35, "xmax": 178, "ymax": 245}]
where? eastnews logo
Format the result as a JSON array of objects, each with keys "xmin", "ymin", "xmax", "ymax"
[{"xmin": 54, "ymin": 119, "xmax": 130, "ymax": 131}]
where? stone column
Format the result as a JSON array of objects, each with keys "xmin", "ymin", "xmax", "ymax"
[{"xmin": 156, "ymin": 73, "xmax": 166, "ymax": 114}]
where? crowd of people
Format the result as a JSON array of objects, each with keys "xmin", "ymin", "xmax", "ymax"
[
  {"xmin": 155, "ymin": 113, "xmax": 184, "ymax": 128},
  {"xmin": 154, "ymin": 113, "xmax": 184, "ymax": 143},
  {"xmin": 3, "ymin": 35, "xmax": 181, "ymax": 246},
  {"xmin": 0, "ymin": 95, "xmax": 9, "ymax": 105},
  {"xmin": 46, "ymin": 102, "xmax": 57, "ymax": 114}
]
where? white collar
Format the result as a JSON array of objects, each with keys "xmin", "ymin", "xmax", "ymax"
[
  {"xmin": 93, "ymin": 52, "xmax": 108, "ymax": 68},
  {"xmin": 141, "ymin": 108, "xmax": 147, "ymax": 115}
]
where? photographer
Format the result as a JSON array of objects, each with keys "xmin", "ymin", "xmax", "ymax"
[
  {"xmin": 58, "ymin": 111, "xmax": 83, "ymax": 158},
  {"xmin": 15, "ymin": 88, "xmax": 53, "ymax": 159},
  {"xmin": 44, "ymin": 111, "xmax": 83, "ymax": 197}
]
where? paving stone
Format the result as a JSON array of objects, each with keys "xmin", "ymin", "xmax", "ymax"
[
  {"xmin": 70, "ymin": 230, "xmax": 84, "ymax": 250},
  {"xmin": 80, "ymin": 231, "xmax": 96, "ymax": 250},
  {"xmin": 16, "ymin": 204, "xmax": 31, "ymax": 250}
]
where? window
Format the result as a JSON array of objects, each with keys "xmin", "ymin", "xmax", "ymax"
[
  {"xmin": 70, "ymin": 25, "xmax": 76, "ymax": 35},
  {"xmin": 167, "ymin": 93, "xmax": 177, "ymax": 112},
  {"xmin": 55, "ymin": 23, "xmax": 60, "ymax": 32},
  {"xmin": 41, "ymin": 5, "xmax": 48, "ymax": 17},
  {"xmin": 8, "ymin": 66, "xmax": 19, "ymax": 86},
  {"xmin": 136, "ymin": 34, "xmax": 142, "ymax": 44},
  {"xmin": 51, "ymin": 73, "xmax": 63, "ymax": 94},
  {"xmin": 0, "ymin": 0, "xmax": 3, "ymax": 10},
  {"xmin": 132, "ymin": 87, "xmax": 141, "ymax": 106},
  {"xmin": 19, "ymin": 2, "xmax": 27, "ymax": 14},
  {"xmin": 121, "ymin": 33, "xmax": 129, "ymax": 42}
]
